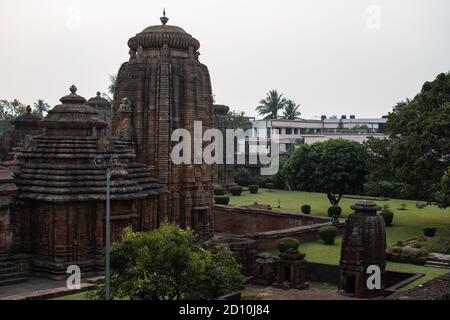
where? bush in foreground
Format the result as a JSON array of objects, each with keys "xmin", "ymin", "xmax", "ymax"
[
  {"xmin": 91, "ymin": 224, "xmax": 243, "ymax": 300},
  {"xmin": 319, "ymin": 226, "xmax": 338, "ymax": 245}
]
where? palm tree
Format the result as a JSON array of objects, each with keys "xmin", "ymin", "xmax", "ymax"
[
  {"xmin": 256, "ymin": 90, "xmax": 286, "ymax": 119},
  {"xmin": 33, "ymin": 99, "xmax": 50, "ymax": 116},
  {"xmin": 282, "ymin": 100, "xmax": 301, "ymax": 120},
  {"xmin": 108, "ymin": 74, "xmax": 117, "ymax": 95}
]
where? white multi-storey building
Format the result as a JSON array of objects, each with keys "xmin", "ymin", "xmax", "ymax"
[{"xmin": 249, "ymin": 116, "xmax": 388, "ymax": 155}]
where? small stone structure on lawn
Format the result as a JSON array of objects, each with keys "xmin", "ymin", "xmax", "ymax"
[
  {"xmin": 274, "ymin": 249, "xmax": 309, "ymax": 290},
  {"xmin": 339, "ymin": 200, "xmax": 386, "ymax": 298},
  {"xmin": 252, "ymin": 253, "xmax": 278, "ymax": 285}
]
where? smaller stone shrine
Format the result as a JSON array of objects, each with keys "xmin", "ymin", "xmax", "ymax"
[
  {"xmin": 86, "ymin": 92, "xmax": 112, "ymax": 136},
  {"xmin": 339, "ymin": 201, "xmax": 386, "ymax": 298},
  {"xmin": 273, "ymin": 238, "xmax": 309, "ymax": 290},
  {"xmin": 252, "ymin": 253, "xmax": 278, "ymax": 286}
]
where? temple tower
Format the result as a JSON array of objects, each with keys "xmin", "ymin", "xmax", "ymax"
[
  {"xmin": 339, "ymin": 201, "xmax": 386, "ymax": 298},
  {"xmin": 113, "ymin": 12, "xmax": 214, "ymax": 239}
]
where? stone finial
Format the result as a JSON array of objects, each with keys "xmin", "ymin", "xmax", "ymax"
[
  {"xmin": 26, "ymin": 105, "xmax": 32, "ymax": 114},
  {"xmin": 350, "ymin": 200, "xmax": 380, "ymax": 216},
  {"xmin": 70, "ymin": 84, "xmax": 77, "ymax": 94},
  {"xmin": 96, "ymin": 92, "xmax": 101, "ymax": 97},
  {"xmin": 160, "ymin": 8, "xmax": 169, "ymax": 25}
]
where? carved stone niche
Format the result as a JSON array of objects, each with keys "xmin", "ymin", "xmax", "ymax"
[
  {"xmin": 252, "ymin": 253, "xmax": 278, "ymax": 286},
  {"xmin": 274, "ymin": 249, "xmax": 309, "ymax": 290}
]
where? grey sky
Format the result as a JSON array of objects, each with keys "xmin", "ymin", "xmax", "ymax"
[{"xmin": 0, "ymin": 0, "xmax": 449, "ymax": 118}]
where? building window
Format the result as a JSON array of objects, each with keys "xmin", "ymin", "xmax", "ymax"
[
  {"xmin": 294, "ymin": 128, "xmax": 299, "ymax": 135},
  {"xmin": 286, "ymin": 128, "xmax": 292, "ymax": 135}
]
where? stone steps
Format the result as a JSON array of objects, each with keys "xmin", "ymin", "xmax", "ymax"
[
  {"xmin": 424, "ymin": 260, "xmax": 450, "ymax": 269},
  {"xmin": 0, "ymin": 271, "xmax": 29, "ymax": 282},
  {"xmin": 0, "ymin": 277, "xmax": 29, "ymax": 287}
]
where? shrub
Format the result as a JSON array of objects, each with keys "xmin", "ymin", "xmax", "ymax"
[
  {"xmin": 380, "ymin": 205, "xmax": 394, "ymax": 227},
  {"xmin": 301, "ymin": 204, "xmax": 311, "ymax": 215},
  {"xmin": 319, "ymin": 226, "xmax": 338, "ymax": 245},
  {"xmin": 234, "ymin": 167, "xmax": 252, "ymax": 187},
  {"xmin": 214, "ymin": 187, "xmax": 226, "ymax": 196},
  {"xmin": 364, "ymin": 180, "xmax": 401, "ymax": 198},
  {"xmin": 229, "ymin": 186, "xmax": 243, "ymax": 196},
  {"xmin": 424, "ymin": 237, "xmax": 450, "ymax": 254},
  {"xmin": 214, "ymin": 196, "xmax": 230, "ymax": 205},
  {"xmin": 277, "ymin": 237, "xmax": 300, "ymax": 253},
  {"xmin": 266, "ymin": 183, "xmax": 274, "ymax": 190},
  {"xmin": 248, "ymin": 185, "xmax": 259, "ymax": 194},
  {"xmin": 327, "ymin": 206, "xmax": 342, "ymax": 217},
  {"xmin": 423, "ymin": 227, "xmax": 437, "ymax": 237}
]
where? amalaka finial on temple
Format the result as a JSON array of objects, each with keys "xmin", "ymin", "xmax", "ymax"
[
  {"xmin": 160, "ymin": 8, "xmax": 169, "ymax": 25},
  {"xmin": 70, "ymin": 84, "xmax": 77, "ymax": 94}
]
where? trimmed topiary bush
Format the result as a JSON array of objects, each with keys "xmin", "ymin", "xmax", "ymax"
[
  {"xmin": 214, "ymin": 187, "xmax": 226, "ymax": 196},
  {"xmin": 229, "ymin": 186, "xmax": 243, "ymax": 196},
  {"xmin": 380, "ymin": 205, "xmax": 394, "ymax": 227},
  {"xmin": 301, "ymin": 204, "xmax": 311, "ymax": 215},
  {"xmin": 423, "ymin": 227, "xmax": 437, "ymax": 237},
  {"xmin": 277, "ymin": 237, "xmax": 300, "ymax": 253},
  {"xmin": 248, "ymin": 185, "xmax": 259, "ymax": 194},
  {"xmin": 327, "ymin": 206, "xmax": 342, "ymax": 217},
  {"xmin": 319, "ymin": 226, "xmax": 338, "ymax": 245},
  {"xmin": 214, "ymin": 196, "xmax": 230, "ymax": 205}
]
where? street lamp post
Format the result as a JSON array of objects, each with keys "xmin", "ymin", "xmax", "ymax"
[{"xmin": 94, "ymin": 155, "xmax": 123, "ymax": 301}]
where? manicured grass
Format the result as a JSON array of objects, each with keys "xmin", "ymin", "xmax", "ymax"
[
  {"xmin": 229, "ymin": 189, "xmax": 450, "ymax": 245},
  {"xmin": 231, "ymin": 189, "xmax": 450, "ymax": 290}
]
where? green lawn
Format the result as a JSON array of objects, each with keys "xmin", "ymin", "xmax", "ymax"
[{"xmin": 231, "ymin": 189, "xmax": 450, "ymax": 290}]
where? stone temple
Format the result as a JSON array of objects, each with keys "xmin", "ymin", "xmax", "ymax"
[
  {"xmin": 112, "ymin": 12, "xmax": 214, "ymax": 239},
  {"xmin": 0, "ymin": 85, "xmax": 161, "ymax": 279}
]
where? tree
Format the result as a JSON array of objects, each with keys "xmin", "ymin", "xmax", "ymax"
[
  {"xmin": 256, "ymin": 90, "xmax": 286, "ymax": 119},
  {"xmin": 102, "ymin": 224, "xmax": 242, "ymax": 300},
  {"xmin": 108, "ymin": 74, "xmax": 117, "ymax": 95},
  {"xmin": 282, "ymin": 100, "xmax": 301, "ymax": 120},
  {"xmin": 33, "ymin": 99, "xmax": 50, "ymax": 116},
  {"xmin": 285, "ymin": 139, "xmax": 366, "ymax": 205},
  {"xmin": 386, "ymin": 72, "xmax": 450, "ymax": 202},
  {"xmin": 434, "ymin": 167, "xmax": 450, "ymax": 208},
  {"xmin": 228, "ymin": 110, "xmax": 253, "ymax": 132},
  {"xmin": 0, "ymin": 99, "xmax": 28, "ymax": 135}
]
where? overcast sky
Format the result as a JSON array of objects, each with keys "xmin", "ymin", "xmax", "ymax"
[{"xmin": 0, "ymin": 0, "xmax": 449, "ymax": 118}]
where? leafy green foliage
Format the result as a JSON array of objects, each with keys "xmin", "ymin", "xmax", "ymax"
[
  {"xmin": 434, "ymin": 167, "xmax": 450, "ymax": 208},
  {"xmin": 248, "ymin": 185, "xmax": 259, "ymax": 194},
  {"xmin": 227, "ymin": 110, "xmax": 253, "ymax": 132},
  {"xmin": 386, "ymin": 72, "xmax": 450, "ymax": 203},
  {"xmin": 102, "ymin": 224, "xmax": 242, "ymax": 300},
  {"xmin": 285, "ymin": 139, "xmax": 366, "ymax": 205},
  {"xmin": 327, "ymin": 205, "xmax": 342, "ymax": 217},
  {"xmin": 214, "ymin": 196, "xmax": 230, "ymax": 205},
  {"xmin": 277, "ymin": 237, "xmax": 300, "ymax": 253},
  {"xmin": 234, "ymin": 167, "xmax": 253, "ymax": 187},
  {"xmin": 0, "ymin": 99, "xmax": 29, "ymax": 135},
  {"xmin": 319, "ymin": 226, "xmax": 338, "ymax": 245},
  {"xmin": 380, "ymin": 205, "xmax": 394, "ymax": 227},
  {"xmin": 256, "ymin": 90, "xmax": 286, "ymax": 119},
  {"xmin": 282, "ymin": 100, "xmax": 301, "ymax": 120},
  {"xmin": 214, "ymin": 186, "xmax": 226, "ymax": 196},
  {"xmin": 229, "ymin": 186, "xmax": 243, "ymax": 196},
  {"xmin": 33, "ymin": 99, "xmax": 50, "ymax": 115},
  {"xmin": 300, "ymin": 204, "xmax": 311, "ymax": 215},
  {"xmin": 423, "ymin": 237, "xmax": 450, "ymax": 254}
]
